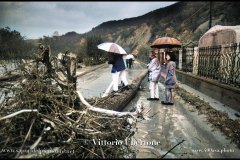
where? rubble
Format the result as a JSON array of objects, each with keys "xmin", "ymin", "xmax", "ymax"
[{"xmin": 0, "ymin": 45, "xmax": 146, "ymax": 158}]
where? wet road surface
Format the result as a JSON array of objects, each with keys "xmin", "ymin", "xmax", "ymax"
[
  {"xmin": 77, "ymin": 61, "xmax": 146, "ymax": 99},
  {"xmin": 123, "ymin": 78, "xmax": 240, "ymax": 158},
  {"xmin": 77, "ymin": 61, "xmax": 240, "ymax": 158}
]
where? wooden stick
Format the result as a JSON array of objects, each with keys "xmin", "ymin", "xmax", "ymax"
[
  {"xmin": 30, "ymin": 135, "xmax": 42, "ymax": 150},
  {"xmin": 76, "ymin": 90, "xmax": 140, "ymax": 118},
  {"xmin": 160, "ymin": 139, "xmax": 185, "ymax": 159},
  {"xmin": 15, "ymin": 118, "xmax": 36, "ymax": 158},
  {"xmin": 0, "ymin": 109, "xmax": 38, "ymax": 121}
]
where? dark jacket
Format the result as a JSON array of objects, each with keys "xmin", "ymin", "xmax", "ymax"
[{"xmin": 108, "ymin": 54, "xmax": 126, "ymax": 73}]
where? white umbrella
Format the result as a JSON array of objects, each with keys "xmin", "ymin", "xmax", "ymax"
[
  {"xmin": 125, "ymin": 54, "xmax": 134, "ymax": 59},
  {"xmin": 97, "ymin": 42, "xmax": 127, "ymax": 54}
]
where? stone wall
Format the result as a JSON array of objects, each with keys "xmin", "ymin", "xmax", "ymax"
[{"xmin": 176, "ymin": 69, "xmax": 240, "ymax": 112}]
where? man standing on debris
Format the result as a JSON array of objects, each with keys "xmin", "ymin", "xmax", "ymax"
[
  {"xmin": 147, "ymin": 50, "xmax": 161, "ymax": 100},
  {"xmin": 161, "ymin": 51, "xmax": 177, "ymax": 105},
  {"xmin": 102, "ymin": 52, "xmax": 129, "ymax": 97},
  {"xmin": 38, "ymin": 44, "xmax": 52, "ymax": 73}
]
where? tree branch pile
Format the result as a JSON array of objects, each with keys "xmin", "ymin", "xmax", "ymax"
[{"xmin": 0, "ymin": 46, "xmax": 146, "ymax": 158}]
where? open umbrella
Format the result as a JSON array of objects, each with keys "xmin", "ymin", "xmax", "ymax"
[
  {"xmin": 151, "ymin": 37, "xmax": 181, "ymax": 49},
  {"xmin": 125, "ymin": 54, "xmax": 134, "ymax": 59},
  {"xmin": 97, "ymin": 42, "xmax": 127, "ymax": 54}
]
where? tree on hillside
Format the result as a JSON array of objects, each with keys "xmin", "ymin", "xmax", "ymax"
[
  {"xmin": 86, "ymin": 35, "xmax": 106, "ymax": 65},
  {"xmin": 52, "ymin": 31, "xmax": 59, "ymax": 37},
  {"xmin": 137, "ymin": 44, "xmax": 151, "ymax": 63},
  {"xmin": 0, "ymin": 27, "xmax": 34, "ymax": 59}
]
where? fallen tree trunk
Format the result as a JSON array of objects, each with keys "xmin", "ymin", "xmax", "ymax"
[
  {"xmin": 86, "ymin": 69, "xmax": 148, "ymax": 112},
  {"xmin": 76, "ymin": 88, "xmax": 143, "ymax": 118},
  {"xmin": 117, "ymin": 69, "xmax": 148, "ymax": 111}
]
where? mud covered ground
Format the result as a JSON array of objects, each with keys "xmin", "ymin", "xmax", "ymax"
[
  {"xmin": 122, "ymin": 78, "xmax": 240, "ymax": 158},
  {"xmin": 75, "ymin": 62, "xmax": 240, "ymax": 158},
  {"xmin": 175, "ymin": 85, "xmax": 240, "ymax": 148},
  {"xmin": 1, "ymin": 60, "xmax": 240, "ymax": 158}
]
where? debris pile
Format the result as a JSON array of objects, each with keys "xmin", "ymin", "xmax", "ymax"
[
  {"xmin": 0, "ymin": 46, "xmax": 145, "ymax": 158},
  {"xmin": 175, "ymin": 85, "xmax": 240, "ymax": 148}
]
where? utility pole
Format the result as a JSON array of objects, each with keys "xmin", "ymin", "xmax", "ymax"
[{"xmin": 209, "ymin": 1, "xmax": 212, "ymax": 29}]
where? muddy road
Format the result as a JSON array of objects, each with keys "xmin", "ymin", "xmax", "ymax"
[{"xmin": 77, "ymin": 61, "xmax": 240, "ymax": 158}]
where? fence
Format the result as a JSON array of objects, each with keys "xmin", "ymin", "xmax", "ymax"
[
  {"xmin": 180, "ymin": 43, "xmax": 240, "ymax": 88},
  {"xmin": 181, "ymin": 47, "xmax": 194, "ymax": 73}
]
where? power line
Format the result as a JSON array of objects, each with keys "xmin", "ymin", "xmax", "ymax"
[
  {"xmin": 179, "ymin": 2, "xmax": 210, "ymax": 43},
  {"xmin": 182, "ymin": 3, "xmax": 209, "ymax": 25},
  {"xmin": 209, "ymin": 1, "xmax": 212, "ymax": 29}
]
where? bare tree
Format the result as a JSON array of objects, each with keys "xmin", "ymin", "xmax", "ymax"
[{"xmin": 52, "ymin": 31, "xmax": 59, "ymax": 37}]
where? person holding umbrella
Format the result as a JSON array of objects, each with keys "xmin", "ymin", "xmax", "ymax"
[
  {"xmin": 97, "ymin": 42, "xmax": 129, "ymax": 97},
  {"xmin": 101, "ymin": 52, "xmax": 129, "ymax": 97},
  {"xmin": 147, "ymin": 50, "xmax": 161, "ymax": 100},
  {"xmin": 125, "ymin": 54, "xmax": 134, "ymax": 69},
  {"xmin": 150, "ymin": 37, "xmax": 181, "ymax": 105}
]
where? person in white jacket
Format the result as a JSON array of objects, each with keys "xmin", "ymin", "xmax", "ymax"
[{"xmin": 147, "ymin": 50, "xmax": 161, "ymax": 100}]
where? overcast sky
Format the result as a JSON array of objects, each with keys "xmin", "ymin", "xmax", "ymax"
[{"xmin": 0, "ymin": 1, "xmax": 176, "ymax": 39}]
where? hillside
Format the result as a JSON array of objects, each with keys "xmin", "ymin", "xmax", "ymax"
[
  {"xmin": 28, "ymin": 1, "xmax": 240, "ymax": 55},
  {"xmin": 84, "ymin": 1, "xmax": 240, "ymax": 53}
]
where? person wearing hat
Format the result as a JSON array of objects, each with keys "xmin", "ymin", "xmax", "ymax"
[{"xmin": 147, "ymin": 50, "xmax": 161, "ymax": 100}]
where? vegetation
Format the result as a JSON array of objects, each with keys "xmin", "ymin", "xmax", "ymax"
[
  {"xmin": 85, "ymin": 35, "xmax": 107, "ymax": 65},
  {"xmin": 36, "ymin": 33, "xmax": 107, "ymax": 65},
  {"xmin": 89, "ymin": 1, "xmax": 240, "ymax": 52},
  {"xmin": 38, "ymin": 31, "xmax": 82, "ymax": 57},
  {"xmin": 0, "ymin": 27, "xmax": 35, "ymax": 59},
  {"xmin": 0, "ymin": 49, "xmax": 143, "ymax": 158},
  {"xmin": 2, "ymin": 2, "xmax": 240, "ymax": 61},
  {"xmin": 137, "ymin": 44, "xmax": 151, "ymax": 64}
]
